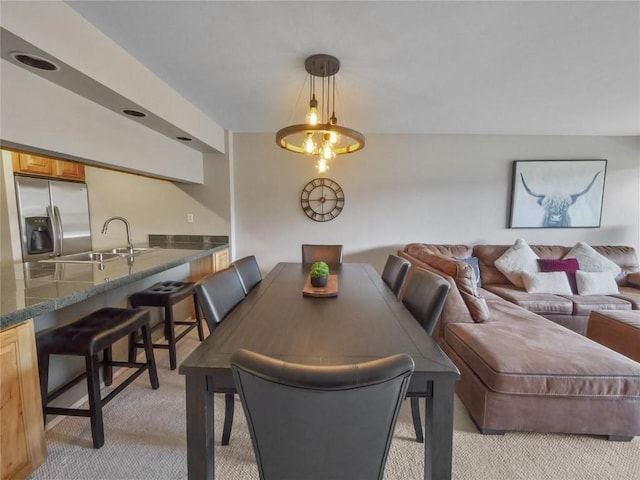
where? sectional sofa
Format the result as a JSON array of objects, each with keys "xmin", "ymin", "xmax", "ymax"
[{"xmin": 398, "ymin": 242, "xmax": 640, "ymax": 440}]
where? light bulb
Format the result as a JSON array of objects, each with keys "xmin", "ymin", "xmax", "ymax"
[
  {"xmin": 317, "ymin": 158, "xmax": 328, "ymax": 173},
  {"xmin": 329, "ymin": 130, "xmax": 340, "ymax": 145},
  {"xmin": 321, "ymin": 142, "xmax": 335, "ymax": 161},
  {"xmin": 302, "ymin": 133, "xmax": 316, "ymax": 154},
  {"xmin": 305, "ymin": 95, "xmax": 319, "ymax": 125}
]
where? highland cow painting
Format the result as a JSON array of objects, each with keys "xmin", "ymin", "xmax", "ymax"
[{"xmin": 509, "ymin": 160, "xmax": 606, "ymax": 228}]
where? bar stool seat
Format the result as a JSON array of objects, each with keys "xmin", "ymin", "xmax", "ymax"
[
  {"xmin": 37, "ymin": 307, "xmax": 159, "ymax": 449},
  {"xmin": 128, "ymin": 280, "xmax": 205, "ymax": 370}
]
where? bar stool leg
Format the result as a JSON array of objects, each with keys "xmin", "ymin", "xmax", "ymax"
[
  {"xmin": 128, "ymin": 331, "xmax": 138, "ymax": 363},
  {"xmin": 193, "ymin": 294, "xmax": 205, "ymax": 340},
  {"xmin": 164, "ymin": 306, "xmax": 178, "ymax": 370},
  {"xmin": 37, "ymin": 352, "xmax": 50, "ymax": 424},
  {"xmin": 222, "ymin": 393, "xmax": 234, "ymax": 445},
  {"xmin": 103, "ymin": 347, "xmax": 113, "ymax": 386},
  {"xmin": 141, "ymin": 323, "xmax": 160, "ymax": 389},
  {"xmin": 86, "ymin": 354, "xmax": 105, "ymax": 448}
]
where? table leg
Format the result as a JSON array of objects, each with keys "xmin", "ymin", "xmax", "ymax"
[
  {"xmin": 186, "ymin": 375, "xmax": 215, "ymax": 479},
  {"xmin": 424, "ymin": 378, "xmax": 456, "ymax": 480}
]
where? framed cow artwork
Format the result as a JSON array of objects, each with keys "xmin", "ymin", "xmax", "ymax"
[{"xmin": 508, "ymin": 159, "xmax": 607, "ymax": 228}]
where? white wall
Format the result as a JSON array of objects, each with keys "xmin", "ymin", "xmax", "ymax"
[{"xmin": 233, "ymin": 133, "xmax": 640, "ymax": 273}]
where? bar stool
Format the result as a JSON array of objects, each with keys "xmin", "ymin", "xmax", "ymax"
[
  {"xmin": 36, "ymin": 307, "xmax": 159, "ymax": 449},
  {"xmin": 128, "ymin": 280, "xmax": 205, "ymax": 370}
]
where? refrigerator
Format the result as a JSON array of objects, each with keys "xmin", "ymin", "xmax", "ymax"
[{"xmin": 15, "ymin": 175, "xmax": 92, "ymax": 262}]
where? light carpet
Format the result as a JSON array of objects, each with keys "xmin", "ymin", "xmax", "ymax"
[{"xmin": 30, "ymin": 330, "xmax": 639, "ymax": 480}]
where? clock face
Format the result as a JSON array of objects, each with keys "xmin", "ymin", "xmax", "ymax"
[{"xmin": 300, "ymin": 178, "xmax": 345, "ymax": 222}]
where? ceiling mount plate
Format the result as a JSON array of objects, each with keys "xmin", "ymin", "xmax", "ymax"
[{"xmin": 304, "ymin": 54, "xmax": 340, "ymax": 77}]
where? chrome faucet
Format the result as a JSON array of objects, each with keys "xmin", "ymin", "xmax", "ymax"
[{"xmin": 101, "ymin": 216, "xmax": 134, "ymax": 255}]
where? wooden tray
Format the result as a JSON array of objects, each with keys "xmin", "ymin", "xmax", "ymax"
[{"xmin": 303, "ymin": 274, "xmax": 338, "ymax": 297}]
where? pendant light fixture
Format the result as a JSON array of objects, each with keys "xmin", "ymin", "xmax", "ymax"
[{"xmin": 275, "ymin": 54, "xmax": 365, "ymax": 174}]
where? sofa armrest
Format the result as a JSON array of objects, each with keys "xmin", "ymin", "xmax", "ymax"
[{"xmin": 626, "ymin": 272, "xmax": 640, "ymax": 289}]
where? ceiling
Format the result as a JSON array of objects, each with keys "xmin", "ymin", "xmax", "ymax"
[{"xmin": 55, "ymin": 1, "xmax": 639, "ymax": 137}]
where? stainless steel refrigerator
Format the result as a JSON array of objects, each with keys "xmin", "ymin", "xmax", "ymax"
[{"xmin": 15, "ymin": 175, "xmax": 92, "ymax": 262}]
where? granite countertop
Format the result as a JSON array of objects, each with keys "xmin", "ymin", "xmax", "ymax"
[{"xmin": 0, "ymin": 243, "xmax": 228, "ymax": 329}]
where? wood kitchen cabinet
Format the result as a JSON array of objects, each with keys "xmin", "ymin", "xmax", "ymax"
[
  {"xmin": 12, "ymin": 152, "xmax": 85, "ymax": 182},
  {"xmin": 189, "ymin": 248, "xmax": 230, "ymax": 281},
  {"xmin": 214, "ymin": 248, "xmax": 229, "ymax": 271},
  {"xmin": 0, "ymin": 320, "xmax": 47, "ymax": 480}
]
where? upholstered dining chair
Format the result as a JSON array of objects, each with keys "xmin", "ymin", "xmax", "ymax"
[
  {"xmin": 194, "ymin": 266, "xmax": 247, "ymax": 446},
  {"xmin": 381, "ymin": 254, "xmax": 411, "ymax": 299},
  {"xmin": 301, "ymin": 244, "xmax": 343, "ymax": 266},
  {"xmin": 231, "ymin": 255, "xmax": 262, "ymax": 294},
  {"xmin": 401, "ymin": 266, "xmax": 451, "ymax": 443},
  {"xmin": 231, "ymin": 349, "xmax": 414, "ymax": 480}
]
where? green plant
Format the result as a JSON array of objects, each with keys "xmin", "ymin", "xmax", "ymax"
[{"xmin": 310, "ymin": 261, "xmax": 330, "ymax": 279}]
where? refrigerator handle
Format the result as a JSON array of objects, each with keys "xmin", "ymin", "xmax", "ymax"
[
  {"xmin": 53, "ymin": 206, "xmax": 64, "ymax": 255},
  {"xmin": 46, "ymin": 206, "xmax": 60, "ymax": 257}
]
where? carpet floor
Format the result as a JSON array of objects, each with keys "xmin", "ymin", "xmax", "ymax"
[{"xmin": 30, "ymin": 330, "xmax": 639, "ymax": 480}]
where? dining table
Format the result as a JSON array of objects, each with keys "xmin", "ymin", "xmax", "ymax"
[{"xmin": 179, "ymin": 262, "xmax": 460, "ymax": 480}]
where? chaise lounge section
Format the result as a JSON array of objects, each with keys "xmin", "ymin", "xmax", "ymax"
[{"xmin": 399, "ymin": 243, "xmax": 640, "ymax": 440}]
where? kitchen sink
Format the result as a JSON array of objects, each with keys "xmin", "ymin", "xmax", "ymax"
[
  {"xmin": 39, "ymin": 247, "xmax": 151, "ymax": 264},
  {"xmin": 40, "ymin": 252, "xmax": 121, "ymax": 264}
]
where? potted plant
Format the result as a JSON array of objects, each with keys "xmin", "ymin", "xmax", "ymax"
[{"xmin": 310, "ymin": 261, "xmax": 330, "ymax": 287}]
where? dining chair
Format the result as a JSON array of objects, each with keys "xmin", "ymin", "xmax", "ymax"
[
  {"xmin": 301, "ymin": 244, "xmax": 343, "ymax": 266},
  {"xmin": 401, "ymin": 266, "xmax": 451, "ymax": 442},
  {"xmin": 194, "ymin": 265, "xmax": 247, "ymax": 446},
  {"xmin": 231, "ymin": 255, "xmax": 262, "ymax": 294},
  {"xmin": 231, "ymin": 349, "xmax": 414, "ymax": 480},
  {"xmin": 381, "ymin": 254, "xmax": 411, "ymax": 299}
]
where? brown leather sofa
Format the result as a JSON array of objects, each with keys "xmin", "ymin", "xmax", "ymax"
[{"xmin": 399, "ymin": 243, "xmax": 640, "ymax": 440}]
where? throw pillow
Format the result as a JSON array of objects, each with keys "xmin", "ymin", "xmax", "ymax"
[
  {"xmin": 521, "ymin": 271, "xmax": 573, "ymax": 295},
  {"xmin": 494, "ymin": 238, "xmax": 539, "ymax": 289},
  {"xmin": 576, "ymin": 271, "xmax": 620, "ymax": 295},
  {"xmin": 537, "ymin": 258, "xmax": 580, "ymax": 294},
  {"xmin": 454, "ymin": 256, "xmax": 482, "ymax": 287},
  {"xmin": 564, "ymin": 242, "xmax": 622, "ymax": 278}
]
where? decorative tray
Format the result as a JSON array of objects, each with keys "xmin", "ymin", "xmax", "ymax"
[{"xmin": 302, "ymin": 274, "xmax": 338, "ymax": 297}]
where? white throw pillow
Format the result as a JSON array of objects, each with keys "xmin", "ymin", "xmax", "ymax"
[
  {"xmin": 575, "ymin": 271, "xmax": 620, "ymax": 295},
  {"xmin": 494, "ymin": 238, "xmax": 539, "ymax": 288},
  {"xmin": 521, "ymin": 272, "xmax": 573, "ymax": 295},
  {"xmin": 563, "ymin": 242, "xmax": 622, "ymax": 278}
]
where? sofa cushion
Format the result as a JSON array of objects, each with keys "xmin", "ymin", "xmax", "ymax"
[
  {"xmin": 419, "ymin": 253, "xmax": 490, "ymax": 322},
  {"xmin": 494, "ymin": 239, "xmax": 539, "ymax": 288},
  {"xmin": 483, "ymin": 284, "xmax": 573, "ymax": 315},
  {"xmin": 563, "ymin": 294, "xmax": 632, "ymax": 316},
  {"xmin": 613, "ymin": 287, "xmax": 640, "ymax": 309},
  {"xmin": 537, "ymin": 258, "xmax": 579, "ymax": 293},
  {"xmin": 522, "ymin": 271, "xmax": 573, "ymax": 295},
  {"xmin": 443, "ymin": 301, "xmax": 640, "ymax": 398},
  {"xmin": 576, "ymin": 271, "xmax": 619, "ymax": 295},
  {"xmin": 404, "ymin": 243, "xmax": 472, "ymax": 260},
  {"xmin": 564, "ymin": 242, "xmax": 622, "ymax": 278}
]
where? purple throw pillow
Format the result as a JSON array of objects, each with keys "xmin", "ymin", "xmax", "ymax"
[{"xmin": 537, "ymin": 258, "xmax": 579, "ymax": 294}]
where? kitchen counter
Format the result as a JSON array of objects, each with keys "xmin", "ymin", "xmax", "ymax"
[{"xmin": 0, "ymin": 244, "xmax": 228, "ymax": 329}]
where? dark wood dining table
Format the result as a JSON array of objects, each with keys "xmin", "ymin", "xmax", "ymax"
[{"xmin": 179, "ymin": 262, "xmax": 460, "ymax": 480}]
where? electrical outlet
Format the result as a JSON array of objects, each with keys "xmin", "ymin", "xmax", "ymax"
[{"xmin": 187, "ymin": 213, "xmax": 194, "ymax": 223}]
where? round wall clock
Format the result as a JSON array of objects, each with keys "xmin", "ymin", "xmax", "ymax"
[{"xmin": 300, "ymin": 178, "xmax": 345, "ymax": 222}]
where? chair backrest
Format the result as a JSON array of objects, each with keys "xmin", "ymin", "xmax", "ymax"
[
  {"xmin": 231, "ymin": 349, "xmax": 414, "ymax": 480},
  {"xmin": 381, "ymin": 254, "xmax": 411, "ymax": 298},
  {"xmin": 301, "ymin": 244, "xmax": 343, "ymax": 266},
  {"xmin": 195, "ymin": 266, "xmax": 246, "ymax": 330},
  {"xmin": 402, "ymin": 267, "xmax": 451, "ymax": 335},
  {"xmin": 231, "ymin": 255, "xmax": 262, "ymax": 294}
]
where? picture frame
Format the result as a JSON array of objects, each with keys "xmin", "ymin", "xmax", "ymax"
[{"xmin": 508, "ymin": 159, "xmax": 607, "ymax": 229}]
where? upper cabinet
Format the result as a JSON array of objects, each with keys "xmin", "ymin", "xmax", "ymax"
[{"xmin": 11, "ymin": 152, "xmax": 85, "ymax": 182}]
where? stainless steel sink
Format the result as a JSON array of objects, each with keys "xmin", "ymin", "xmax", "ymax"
[
  {"xmin": 40, "ymin": 252, "xmax": 121, "ymax": 264},
  {"xmin": 101, "ymin": 247, "xmax": 150, "ymax": 256}
]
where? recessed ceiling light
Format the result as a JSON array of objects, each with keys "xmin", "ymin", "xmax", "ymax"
[
  {"xmin": 176, "ymin": 136, "xmax": 192, "ymax": 141},
  {"xmin": 122, "ymin": 109, "xmax": 147, "ymax": 118},
  {"xmin": 10, "ymin": 52, "xmax": 59, "ymax": 71}
]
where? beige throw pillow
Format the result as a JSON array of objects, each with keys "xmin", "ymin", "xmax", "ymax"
[
  {"xmin": 521, "ymin": 271, "xmax": 573, "ymax": 295},
  {"xmin": 564, "ymin": 242, "xmax": 622, "ymax": 278},
  {"xmin": 494, "ymin": 238, "xmax": 539, "ymax": 288},
  {"xmin": 576, "ymin": 271, "xmax": 620, "ymax": 295}
]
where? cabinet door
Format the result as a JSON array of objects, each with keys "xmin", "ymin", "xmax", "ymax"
[
  {"xmin": 54, "ymin": 161, "xmax": 85, "ymax": 181},
  {"xmin": 214, "ymin": 248, "xmax": 230, "ymax": 271},
  {"xmin": 0, "ymin": 321, "xmax": 46, "ymax": 480},
  {"xmin": 14, "ymin": 154, "xmax": 54, "ymax": 176}
]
